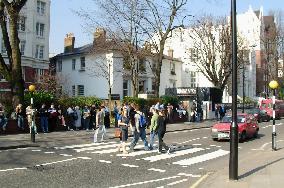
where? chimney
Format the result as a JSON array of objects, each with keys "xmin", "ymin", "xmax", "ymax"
[
  {"xmin": 64, "ymin": 33, "xmax": 75, "ymax": 53},
  {"xmin": 94, "ymin": 28, "xmax": 106, "ymax": 44},
  {"xmin": 168, "ymin": 49, "xmax": 174, "ymax": 58}
]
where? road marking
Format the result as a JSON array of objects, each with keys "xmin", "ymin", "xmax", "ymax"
[
  {"xmin": 32, "ymin": 149, "xmax": 41, "ymax": 152},
  {"xmin": 117, "ymin": 149, "xmax": 156, "ymax": 157},
  {"xmin": 192, "ymin": 144, "xmax": 202, "ymax": 146},
  {"xmin": 173, "ymin": 149, "xmax": 229, "ymax": 166},
  {"xmin": 189, "ymin": 172, "xmax": 212, "ymax": 188},
  {"xmin": 0, "ymin": 167, "xmax": 27, "ymax": 172},
  {"xmin": 203, "ymin": 137, "xmax": 208, "ymax": 139},
  {"xmin": 148, "ymin": 168, "xmax": 166, "ymax": 173},
  {"xmin": 55, "ymin": 141, "xmax": 116, "ymax": 149},
  {"xmin": 121, "ymin": 164, "xmax": 139, "ymax": 168},
  {"xmin": 252, "ymin": 140, "xmax": 284, "ymax": 151},
  {"xmin": 75, "ymin": 143, "xmax": 120, "ymax": 152},
  {"xmin": 142, "ymin": 148, "xmax": 204, "ymax": 162},
  {"xmin": 99, "ymin": 160, "xmax": 112, "ymax": 164},
  {"xmin": 178, "ymin": 173, "xmax": 201, "ymax": 178},
  {"xmin": 109, "ymin": 175, "xmax": 181, "ymax": 188},
  {"xmin": 167, "ymin": 178, "xmax": 188, "ymax": 186},
  {"xmin": 44, "ymin": 152, "xmax": 55, "ymax": 154},
  {"xmin": 92, "ymin": 145, "xmax": 144, "ymax": 154},
  {"xmin": 59, "ymin": 154, "xmax": 73, "ymax": 157},
  {"xmin": 35, "ymin": 157, "xmax": 91, "ymax": 167}
]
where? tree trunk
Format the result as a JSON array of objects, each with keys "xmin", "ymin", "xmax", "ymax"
[{"xmin": 10, "ymin": 15, "xmax": 24, "ymax": 106}]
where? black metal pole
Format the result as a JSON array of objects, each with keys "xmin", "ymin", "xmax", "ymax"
[
  {"xmin": 229, "ymin": 0, "xmax": 238, "ymax": 180},
  {"xmin": 272, "ymin": 89, "xmax": 277, "ymax": 150},
  {"xmin": 242, "ymin": 62, "xmax": 245, "ymax": 113}
]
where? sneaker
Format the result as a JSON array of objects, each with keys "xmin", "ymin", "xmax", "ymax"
[{"xmin": 167, "ymin": 148, "xmax": 171, "ymax": 154}]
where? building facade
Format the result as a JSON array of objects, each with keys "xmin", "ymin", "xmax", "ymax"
[
  {"xmin": 0, "ymin": 0, "xmax": 50, "ymax": 91},
  {"xmin": 51, "ymin": 29, "xmax": 183, "ymax": 99}
]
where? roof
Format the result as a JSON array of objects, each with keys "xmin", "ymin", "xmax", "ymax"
[{"xmin": 254, "ymin": 10, "xmax": 260, "ymax": 18}]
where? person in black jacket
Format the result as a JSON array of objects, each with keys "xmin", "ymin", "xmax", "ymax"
[
  {"xmin": 38, "ymin": 104, "xmax": 49, "ymax": 133},
  {"xmin": 157, "ymin": 109, "xmax": 171, "ymax": 154}
]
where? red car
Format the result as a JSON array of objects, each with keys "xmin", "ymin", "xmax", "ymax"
[{"xmin": 211, "ymin": 113, "xmax": 259, "ymax": 142}]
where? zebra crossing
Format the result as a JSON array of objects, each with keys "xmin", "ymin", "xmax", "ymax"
[{"xmin": 54, "ymin": 139, "xmax": 229, "ymax": 167}]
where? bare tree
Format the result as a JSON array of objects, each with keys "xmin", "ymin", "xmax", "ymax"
[
  {"xmin": 185, "ymin": 17, "xmax": 247, "ymax": 99},
  {"xmin": 0, "ymin": 0, "xmax": 27, "ymax": 106}
]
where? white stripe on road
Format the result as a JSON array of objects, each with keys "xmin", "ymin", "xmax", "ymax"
[
  {"xmin": 121, "ymin": 164, "xmax": 139, "ymax": 168},
  {"xmin": 35, "ymin": 157, "xmax": 91, "ymax": 167},
  {"xmin": 75, "ymin": 143, "xmax": 120, "ymax": 153},
  {"xmin": 251, "ymin": 140, "xmax": 284, "ymax": 151},
  {"xmin": 142, "ymin": 148, "xmax": 204, "ymax": 162},
  {"xmin": 173, "ymin": 149, "xmax": 229, "ymax": 166},
  {"xmin": 148, "ymin": 168, "xmax": 166, "ymax": 173},
  {"xmin": 55, "ymin": 141, "xmax": 116, "ymax": 149},
  {"xmin": 59, "ymin": 154, "xmax": 73, "ymax": 157},
  {"xmin": 167, "ymin": 178, "xmax": 188, "ymax": 186},
  {"xmin": 31, "ymin": 150, "xmax": 41, "ymax": 152},
  {"xmin": 0, "ymin": 167, "xmax": 27, "ymax": 172},
  {"xmin": 99, "ymin": 160, "xmax": 112, "ymax": 164},
  {"xmin": 92, "ymin": 145, "xmax": 144, "ymax": 154},
  {"xmin": 178, "ymin": 173, "xmax": 201, "ymax": 178},
  {"xmin": 109, "ymin": 176, "xmax": 181, "ymax": 188},
  {"xmin": 117, "ymin": 149, "xmax": 156, "ymax": 157},
  {"xmin": 44, "ymin": 152, "xmax": 55, "ymax": 154}
]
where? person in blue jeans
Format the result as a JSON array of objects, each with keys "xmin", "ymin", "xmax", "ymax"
[
  {"xmin": 129, "ymin": 105, "xmax": 150, "ymax": 151},
  {"xmin": 0, "ymin": 104, "xmax": 8, "ymax": 131},
  {"xmin": 39, "ymin": 104, "xmax": 49, "ymax": 133},
  {"xmin": 15, "ymin": 104, "xmax": 25, "ymax": 130},
  {"xmin": 149, "ymin": 108, "xmax": 159, "ymax": 150}
]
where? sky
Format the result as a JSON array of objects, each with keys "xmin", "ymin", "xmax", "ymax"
[{"xmin": 49, "ymin": 0, "xmax": 284, "ymax": 55}]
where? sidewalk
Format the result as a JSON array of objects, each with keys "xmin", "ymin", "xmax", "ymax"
[
  {"xmin": 197, "ymin": 146, "xmax": 284, "ymax": 188},
  {"xmin": 0, "ymin": 121, "xmax": 213, "ymax": 150}
]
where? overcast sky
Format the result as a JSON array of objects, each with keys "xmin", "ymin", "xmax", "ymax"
[{"xmin": 49, "ymin": 0, "xmax": 284, "ymax": 55}]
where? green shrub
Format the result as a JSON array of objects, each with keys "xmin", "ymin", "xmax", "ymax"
[
  {"xmin": 160, "ymin": 96, "xmax": 179, "ymax": 106},
  {"xmin": 57, "ymin": 96, "xmax": 102, "ymax": 109},
  {"xmin": 24, "ymin": 91, "xmax": 55, "ymax": 109}
]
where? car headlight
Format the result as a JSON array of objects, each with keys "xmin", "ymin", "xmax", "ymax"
[{"xmin": 212, "ymin": 128, "xmax": 218, "ymax": 132}]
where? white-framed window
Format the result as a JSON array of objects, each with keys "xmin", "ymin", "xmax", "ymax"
[
  {"xmin": 80, "ymin": 57, "xmax": 85, "ymax": 71},
  {"xmin": 35, "ymin": 68, "xmax": 45, "ymax": 77},
  {"xmin": 20, "ymin": 40, "xmax": 26, "ymax": 55},
  {"xmin": 36, "ymin": 22, "xmax": 45, "ymax": 37},
  {"xmin": 72, "ymin": 85, "xmax": 75, "ymax": 96},
  {"xmin": 189, "ymin": 48, "xmax": 198, "ymax": 62},
  {"xmin": 37, "ymin": 0, "xmax": 46, "ymax": 15},
  {"xmin": 190, "ymin": 71, "xmax": 197, "ymax": 88},
  {"xmin": 123, "ymin": 80, "xmax": 128, "ymax": 97},
  {"xmin": 170, "ymin": 61, "xmax": 175, "ymax": 74},
  {"xmin": 57, "ymin": 60, "xmax": 62, "ymax": 72},
  {"xmin": 77, "ymin": 85, "xmax": 85, "ymax": 96},
  {"xmin": 35, "ymin": 45, "xmax": 44, "ymax": 59},
  {"xmin": 72, "ymin": 59, "xmax": 76, "ymax": 70},
  {"xmin": 1, "ymin": 39, "xmax": 6, "ymax": 54},
  {"xmin": 17, "ymin": 16, "xmax": 26, "ymax": 32}
]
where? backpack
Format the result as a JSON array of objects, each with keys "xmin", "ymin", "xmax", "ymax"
[{"xmin": 139, "ymin": 113, "xmax": 147, "ymax": 128}]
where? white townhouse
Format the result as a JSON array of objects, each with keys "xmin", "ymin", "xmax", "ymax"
[
  {"xmin": 0, "ymin": 0, "xmax": 50, "ymax": 90},
  {"xmin": 51, "ymin": 29, "xmax": 183, "ymax": 99}
]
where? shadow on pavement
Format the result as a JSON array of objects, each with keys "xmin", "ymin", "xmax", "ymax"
[{"xmin": 239, "ymin": 157, "xmax": 284, "ymax": 179}]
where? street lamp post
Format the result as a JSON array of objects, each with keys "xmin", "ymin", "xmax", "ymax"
[
  {"xmin": 229, "ymin": 0, "xmax": 238, "ymax": 180},
  {"xmin": 269, "ymin": 80, "xmax": 279, "ymax": 151},
  {"xmin": 28, "ymin": 84, "xmax": 36, "ymax": 143}
]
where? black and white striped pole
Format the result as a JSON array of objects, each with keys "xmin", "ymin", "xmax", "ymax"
[
  {"xmin": 29, "ymin": 84, "xmax": 36, "ymax": 143},
  {"xmin": 269, "ymin": 80, "xmax": 278, "ymax": 151}
]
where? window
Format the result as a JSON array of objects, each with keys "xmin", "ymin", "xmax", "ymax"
[
  {"xmin": 17, "ymin": 16, "xmax": 26, "ymax": 31},
  {"xmin": 80, "ymin": 57, "xmax": 85, "ymax": 71},
  {"xmin": 39, "ymin": 46, "xmax": 44, "ymax": 59},
  {"xmin": 170, "ymin": 61, "xmax": 175, "ymax": 75},
  {"xmin": 20, "ymin": 40, "xmax": 26, "ymax": 55},
  {"xmin": 190, "ymin": 71, "xmax": 196, "ymax": 88},
  {"xmin": 139, "ymin": 58, "xmax": 146, "ymax": 72},
  {"xmin": 36, "ymin": 23, "xmax": 45, "ymax": 37},
  {"xmin": 35, "ymin": 68, "xmax": 45, "ymax": 77},
  {"xmin": 72, "ymin": 85, "xmax": 75, "ymax": 96},
  {"xmin": 35, "ymin": 45, "xmax": 44, "ymax": 59},
  {"xmin": 1, "ymin": 40, "xmax": 6, "ymax": 54},
  {"xmin": 37, "ymin": 1, "xmax": 46, "ymax": 15},
  {"xmin": 72, "ymin": 59, "xmax": 76, "ymax": 70},
  {"xmin": 57, "ymin": 60, "xmax": 62, "ymax": 72},
  {"xmin": 77, "ymin": 85, "xmax": 85, "ymax": 96},
  {"xmin": 123, "ymin": 80, "xmax": 128, "ymax": 97},
  {"xmin": 190, "ymin": 48, "xmax": 198, "ymax": 62}
]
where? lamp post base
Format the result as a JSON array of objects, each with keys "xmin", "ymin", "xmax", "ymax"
[{"xmin": 272, "ymin": 132, "xmax": 277, "ymax": 151}]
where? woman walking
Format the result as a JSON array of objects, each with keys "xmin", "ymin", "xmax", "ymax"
[
  {"xmin": 15, "ymin": 104, "xmax": 25, "ymax": 130},
  {"xmin": 157, "ymin": 109, "xmax": 171, "ymax": 154},
  {"xmin": 117, "ymin": 107, "xmax": 130, "ymax": 154}
]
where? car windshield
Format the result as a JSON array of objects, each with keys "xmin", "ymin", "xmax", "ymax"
[
  {"xmin": 220, "ymin": 115, "xmax": 246, "ymax": 123},
  {"xmin": 247, "ymin": 109, "xmax": 260, "ymax": 114}
]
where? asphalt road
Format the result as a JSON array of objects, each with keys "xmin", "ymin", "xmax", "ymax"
[{"xmin": 1, "ymin": 119, "xmax": 284, "ymax": 188}]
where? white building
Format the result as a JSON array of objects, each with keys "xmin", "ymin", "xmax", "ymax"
[
  {"xmin": 51, "ymin": 29, "xmax": 183, "ymax": 99},
  {"xmin": 0, "ymin": 0, "xmax": 50, "ymax": 89}
]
